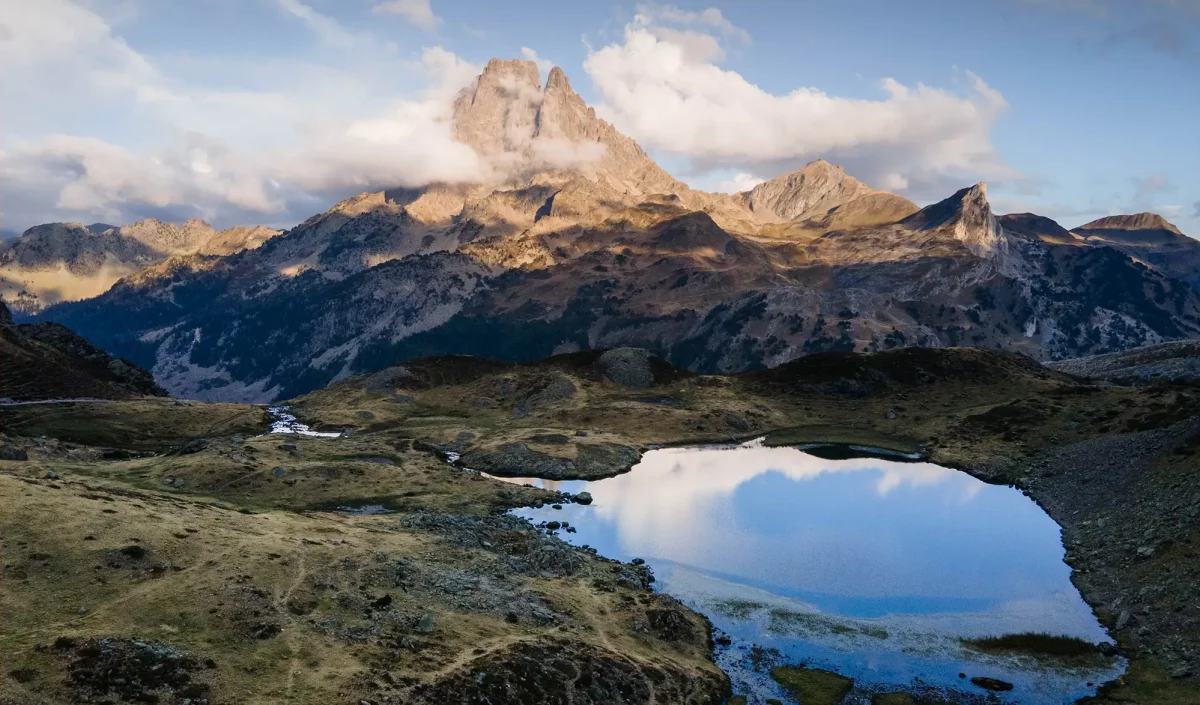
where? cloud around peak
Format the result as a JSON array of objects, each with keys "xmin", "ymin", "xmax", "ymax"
[{"xmin": 583, "ymin": 17, "xmax": 1015, "ymax": 201}]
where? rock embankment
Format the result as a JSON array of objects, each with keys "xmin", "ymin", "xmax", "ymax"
[{"xmin": 1047, "ymin": 341, "xmax": 1200, "ymax": 384}]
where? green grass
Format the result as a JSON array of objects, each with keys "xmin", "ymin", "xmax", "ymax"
[
  {"xmin": 962, "ymin": 632, "xmax": 1100, "ymax": 658},
  {"xmin": 769, "ymin": 665, "xmax": 853, "ymax": 705},
  {"xmin": 710, "ymin": 600, "xmax": 765, "ymax": 620}
]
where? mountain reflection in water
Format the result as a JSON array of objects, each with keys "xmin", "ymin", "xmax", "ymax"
[{"xmin": 508, "ymin": 442, "xmax": 1121, "ymax": 704}]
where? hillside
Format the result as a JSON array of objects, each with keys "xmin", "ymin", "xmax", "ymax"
[{"xmin": 0, "ymin": 301, "xmax": 166, "ymax": 401}]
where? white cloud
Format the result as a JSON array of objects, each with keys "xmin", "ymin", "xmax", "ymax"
[
  {"xmin": 373, "ymin": 0, "xmax": 441, "ymax": 31},
  {"xmin": 637, "ymin": 4, "xmax": 751, "ymax": 43},
  {"xmin": 583, "ymin": 22, "xmax": 1015, "ymax": 200},
  {"xmin": 0, "ymin": 0, "xmax": 481, "ymax": 230},
  {"xmin": 276, "ymin": 0, "xmax": 358, "ymax": 47},
  {"xmin": 631, "ymin": 3, "xmax": 750, "ymax": 63},
  {"xmin": 714, "ymin": 172, "xmax": 765, "ymax": 194}
]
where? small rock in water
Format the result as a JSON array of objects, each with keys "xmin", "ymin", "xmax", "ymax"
[
  {"xmin": 551, "ymin": 504, "xmax": 562, "ymax": 510},
  {"xmin": 970, "ymin": 676, "xmax": 1014, "ymax": 692},
  {"xmin": 545, "ymin": 521, "xmax": 561, "ymax": 531},
  {"xmin": 715, "ymin": 634, "xmax": 732, "ymax": 646},
  {"xmin": 574, "ymin": 492, "xmax": 593, "ymax": 505}
]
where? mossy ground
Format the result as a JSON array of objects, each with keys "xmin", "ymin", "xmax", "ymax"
[
  {"xmin": 962, "ymin": 633, "xmax": 1105, "ymax": 666},
  {"xmin": 769, "ymin": 665, "xmax": 854, "ymax": 704}
]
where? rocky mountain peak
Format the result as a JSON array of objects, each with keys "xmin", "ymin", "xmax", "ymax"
[
  {"xmin": 742, "ymin": 159, "xmax": 874, "ymax": 222},
  {"xmin": 1077, "ymin": 212, "xmax": 1184, "ymax": 236},
  {"xmin": 451, "ymin": 58, "xmax": 684, "ymax": 196},
  {"xmin": 903, "ymin": 182, "xmax": 1005, "ymax": 256},
  {"xmin": 997, "ymin": 212, "xmax": 1077, "ymax": 245}
]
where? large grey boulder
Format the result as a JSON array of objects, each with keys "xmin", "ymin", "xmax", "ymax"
[{"xmin": 597, "ymin": 348, "xmax": 655, "ymax": 389}]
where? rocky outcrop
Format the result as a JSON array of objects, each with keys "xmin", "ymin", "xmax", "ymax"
[
  {"xmin": 1046, "ymin": 341, "xmax": 1200, "ymax": 383},
  {"xmin": 901, "ymin": 183, "xmax": 1006, "ymax": 257},
  {"xmin": 596, "ymin": 348, "xmax": 656, "ymax": 388},
  {"xmin": 460, "ymin": 442, "xmax": 640, "ymax": 480},
  {"xmin": 412, "ymin": 639, "xmax": 728, "ymax": 705}
]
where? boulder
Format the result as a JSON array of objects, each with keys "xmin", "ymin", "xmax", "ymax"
[
  {"xmin": 596, "ymin": 348, "xmax": 655, "ymax": 388},
  {"xmin": 970, "ymin": 676, "xmax": 1014, "ymax": 692},
  {"xmin": 1, "ymin": 443, "xmax": 29, "ymax": 461}
]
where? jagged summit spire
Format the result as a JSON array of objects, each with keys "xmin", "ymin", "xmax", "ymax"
[
  {"xmin": 902, "ymin": 182, "xmax": 1006, "ymax": 256},
  {"xmin": 449, "ymin": 57, "xmax": 684, "ymax": 195}
]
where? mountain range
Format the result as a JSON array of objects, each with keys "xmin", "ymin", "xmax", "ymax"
[
  {"xmin": 0, "ymin": 219, "xmax": 281, "ymax": 312},
  {"xmin": 13, "ymin": 58, "xmax": 1200, "ymax": 402}
]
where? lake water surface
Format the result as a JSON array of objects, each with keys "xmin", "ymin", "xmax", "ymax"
[{"xmin": 506, "ymin": 441, "xmax": 1122, "ymax": 704}]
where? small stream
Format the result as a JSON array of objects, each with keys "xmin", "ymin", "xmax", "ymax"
[
  {"xmin": 265, "ymin": 405, "xmax": 342, "ymax": 438},
  {"xmin": 498, "ymin": 441, "xmax": 1124, "ymax": 704}
]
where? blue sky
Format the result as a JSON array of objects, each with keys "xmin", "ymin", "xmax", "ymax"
[{"xmin": 2, "ymin": 0, "xmax": 1197, "ymax": 235}]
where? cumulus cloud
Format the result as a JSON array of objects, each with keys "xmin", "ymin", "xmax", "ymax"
[
  {"xmin": 373, "ymin": 0, "xmax": 441, "ymax": 31},
  {"xmin": 631, "ymin": 3, "xmax": 750, "ymax": 63},
  {"xmin": 0, "ymin": 0, "xmax": 479, "ymax": 231},
  {"xmin": 714, "ymin": 172, "xmax": 766, "ymax": 194},
  {"xmin": 583, "ymin": 21, "xmax": 1015, "ymax": 200}
]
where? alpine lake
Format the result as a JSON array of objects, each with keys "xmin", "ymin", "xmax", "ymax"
[{"xmin": 487, "ymin": 441, "xmax": 1125, "ymax": 704}]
